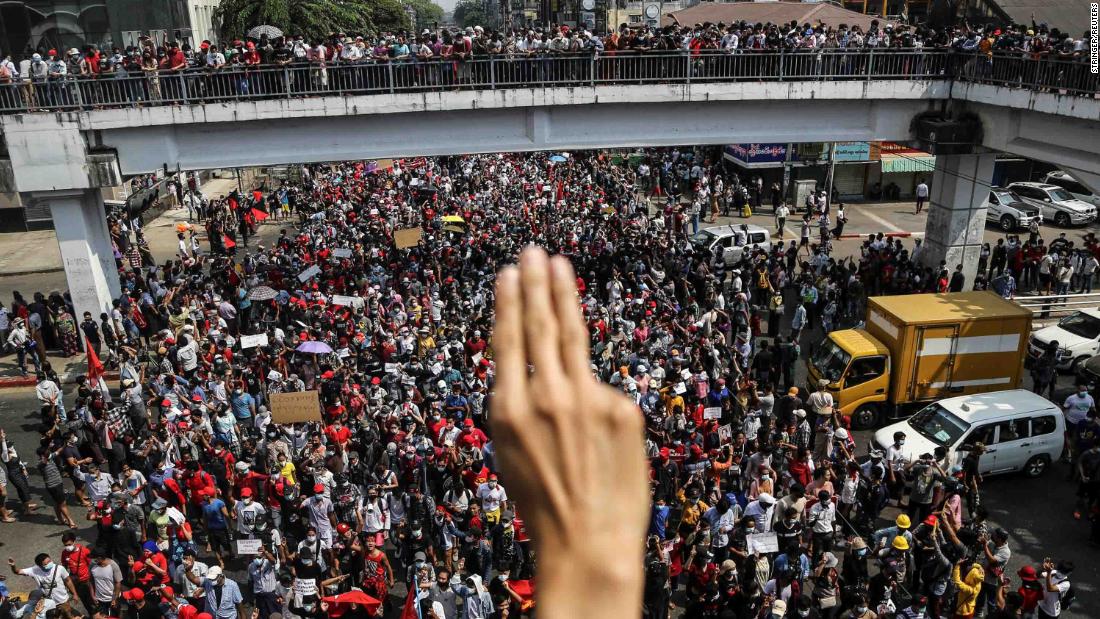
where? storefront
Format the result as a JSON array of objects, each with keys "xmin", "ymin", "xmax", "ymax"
[
  {"xmin": 867, "ymin": 142, "xmax": 936, "ymax": 200},
  {"xmin": 830, "ymin": 141, "xmax": 875, "ymax": 199}
]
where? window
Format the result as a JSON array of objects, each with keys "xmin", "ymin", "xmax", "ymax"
[
  {"xmin": 845, "ymin": 355, "xmax": 886, "ymax": 387},
  {"xmin": 1049, "ymin": 176, "xmax": 1090, "ymax": 196},
  {"xmin": 965, "ymin": 423, "xmax": 997, "ymax": 447},
  {"xmin": 121, "ymin": 31, "xmax": 142, "ymax": 48},
  {"xmin": 994, "ymin": 419, "xmax": 1030, "ymax": 443},
  {"xmin": 1032, "ymin": 415, "xmax": 1058, "ymax": 436},
  {"xmin": 749, "ymin": 232, "xmax": 767, "ymax": 244},
  {"xmin": 908, "ymin": 403, "xmax": 971, "ymax": 446},
  {"xmin": 987, "ymin": 191, "xmax": 1000, "ymax": 205}
]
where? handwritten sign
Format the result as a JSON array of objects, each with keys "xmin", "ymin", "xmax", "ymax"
[
  {"xmin": 239, "ymin": 333, "xmax": 269, "ymax": 349},
  {"xmin": 394, "ymin": 227, "xmax": 422, "ymax": 249},
  {"xmin": 385, "ymin": 363, "xmax": 400, "ymax": 374},
  {"xmin": 673, "ymin": 382, "xmax": 687, "ymax": 395},
  {"xmin": 717, "ymin": 424, "xmax": 733, "ymax": 444},
  {"xmin": 269, "ymin": 390, "xmax": 322, "ymax": 424},
  {"xmin": 747, "ymin": 532, "xmax": 780, "ymax": 554},
  {"xmin": 236, "ymin": 538, "xmax": 262, "ymax": 556},
  {"xmin": 703, "ymin": 406, "xmax": 722, "ymax": 420},
  {"xmin": 331, "ymin": 295, "xmax": 364, "ymax": 309},
  {"xmin": 332, "ymin": 248, "xmax": 353, "ymax": 259},
  {"xmin": 297, "ymin": 264, "xmax": 322, "ymax": 283},
  {"xmin": 293, "ymin": 577, "xmax": 318, "ymax": 598}
]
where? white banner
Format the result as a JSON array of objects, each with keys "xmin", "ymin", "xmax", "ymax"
[
  {"xmin": 239, "ymin": 333, "xmax": 269, "ymax": 349},
  {"xmin": 331, "ymin": 295, "xmax": 364, "ymax": 309},
  {"xmin": 297, "ymin": 264, "xmax": 322, "ymax": 282},
  {"xmin": 703, "ymin": 406, "xmax": 722, "ymax": 420},
  {"xmin": 332, "ymin": 248, "xmax": 353, "ymax": 259}
]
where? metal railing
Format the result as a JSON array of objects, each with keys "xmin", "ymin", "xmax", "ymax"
[
  {"xmin": 1015, "ymin": 291, "xmax": 1100, "ymax": 322},
  {"xmin": 0, "ymin": 49, "xmax": 1094, "ymax": 114}
]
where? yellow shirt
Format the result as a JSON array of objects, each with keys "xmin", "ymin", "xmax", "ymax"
[{"xmin": 279, "ymin": 461, "xmax": 297, "ymax": 486}]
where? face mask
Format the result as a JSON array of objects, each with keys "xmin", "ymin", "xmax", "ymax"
[
  {"xmin": 489, "ymin": 481, "xmax": 497, "ymax": 488},
  {"xmin": 1081, "ymin": 391, "xmax": 1088, "ymax": 397},
  {"xmin": 301, "ymin": 559, "xmax": 314, "ymax": 567},
  {"xmin": 897, "ymin": 440, "xmax": 905, "ymax": 447},
  {"xmin": 415, "ymin": 560, "xmax": 425, "ymax": 566},
  {"xmin": 64, "ymin": 545, "xmax": 75, "ymax": 551},
  {"xmin": 41, "ymin": 562, "xmax": 53, "ymax": 570},
  {"xmin": 253, "ymin": 558, "xmax": 264, "ymax": 567},
  {"xmin": 761, "ymin": 475, "xmax": 770, "ymax": 481},
  {"xmin": 798, "ymin": 611, "xmax": 811, "ymax": 617},
  {"xmin": 498, "ymin": 574, "xmax": 508, "ymax": 581},
  {"xmin": 856, "ymin": 607, "xmax": 868, "ymax": 614},
  {"xmin": 307, "ymin": 535, "xmax": 317, "ymax": 542},
  {"xmin": 412, "ymin": 529, "xmax": 423, "ymax": 538},
  {"xmin": 243, "ymin": 498, "xmax": 253, "ymax": 505}
]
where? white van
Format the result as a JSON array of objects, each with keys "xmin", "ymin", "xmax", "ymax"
[
  {"xmin": 689, "ymin": 224, "xmax": 773, "ymax": 266},
  {"xmin": 873, "ymin": 390, "xmax": 1065, "ymax": 478}
]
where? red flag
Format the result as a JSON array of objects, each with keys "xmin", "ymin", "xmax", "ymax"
[
  {"xmin": 85, "ymin": 337, "xmax": 104, "ymax": 383},
  {"xmin": 250, "ymin": 208, "xmax": 269, "ymax": 222},
  {"xmin": 222, "ymin": 235, "xmax": 236, "ymax": 249},
  {"xmin": 400, "ymin": 587, "xmax": 420, "ymax": 619}
]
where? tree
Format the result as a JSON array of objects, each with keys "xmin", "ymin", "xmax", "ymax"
[
  {"xmin": 452, "ymin": 0, "xmax": 492, "ymax": 28},
  {"xmin": 214, "ymin": 0, "xmax": 411, "ymax": 43},
  {"xmin": 405, "ymin": 0, "xmax": 445, "ymax": 30}
]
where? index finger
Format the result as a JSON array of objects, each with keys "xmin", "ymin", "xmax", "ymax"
[{"xmin": 492, "ymin": 265, "xmax": 527, "ymax": 405}]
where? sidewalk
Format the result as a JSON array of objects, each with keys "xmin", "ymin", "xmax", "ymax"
[{"xmin": 0, "ymin": 175, "xmax": 275, "ymax": 388}]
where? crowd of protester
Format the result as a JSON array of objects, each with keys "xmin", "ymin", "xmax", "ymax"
[
  {"xmin": 0, "ymin": 148, "xmax": 1092, "ymax": 619},
  {"xmin": 0, "ymin": 14, "xmax": 1094, "ymax": 110}
]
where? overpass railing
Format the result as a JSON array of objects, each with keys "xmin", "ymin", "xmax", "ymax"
[{"xmin": 0, "ymin": 49, "xmax": 1095, "ymax": 113}]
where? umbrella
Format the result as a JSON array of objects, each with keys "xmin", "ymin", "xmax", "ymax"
[
  {"xmin": 441, "ymin": 215, "xmax": 464, "ymax": 223},
  {"xmin": 248, "ymin": 286, "xmax": 278, "ymax": 301},
  {"xmin": 321, "ymin": 590, "xmax": 382, "ymax": 617},
  {"xmin": 549, "ymin": 155, "xmax": 567, "ymax": 163},
  {"xmin": 247, "ymin": 24, "xmax": 284, "ymax": 39},
  {"xmin": 297, "ymin": 341, "xmax": 333, "ymax": 354}
]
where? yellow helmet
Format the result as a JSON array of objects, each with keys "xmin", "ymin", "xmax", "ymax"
[
  {"xmin": 892, "ymin": 535, "xmax": 910, "ymax": 551},
  {"xmin": 896, "ymin": 514, "xmax": 911, "ymax": 529}
]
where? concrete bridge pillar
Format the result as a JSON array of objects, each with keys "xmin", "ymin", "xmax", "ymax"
[
  {"xmin": 27, "ymin": 189, "xmax": 122, "ymax": 329},
  {"xmin": 921, "ymin": 153, "xmax": 997, "ymax": 288}
]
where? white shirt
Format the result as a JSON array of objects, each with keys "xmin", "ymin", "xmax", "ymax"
[
  {"xmin": 1063, "ymin": 392, "xmax": 1095, "ymax": 425},
  {"xmin": 916, "ymin": 183, "xmax": 929, "ymax": 198},
  {"xmin": 476, "ymin": 482, "xmax": 508, "ymax": 512},
  {"xmin": 20, "ymin": 563, "xmax": 71, "ymax": 604},
  {"xmin": 1038, "ymin": 573, "xmax": 1070, "ymax": 616}
]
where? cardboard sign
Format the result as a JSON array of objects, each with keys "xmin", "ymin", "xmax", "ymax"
[
  {"xmin": 717, "ymin": 424, "xmax": 733, "ymax": 444},
  {"xmin": 236, "ymin": 538, "xmax": 263, "ymax": 556},
  {"xmin": 703, "ymin": 406, "xmax": 722, "ymax": 420},
  {"xmin": 293, "ymin": 577, "xmax": 318, "ymax": 598},
  {"xmin": 394, "ymin": 227, "xmax": 422, "ymax": 249},
  {"xmin": 269, "ymin": 390, "xmax": 322, "ymax": 424},
  {"xmin": 331, "ymin": 295, "xmax": 364, "ymax": 309},
  {"xmin": 297, "ymin": 264, "xmax": 322, "ymax": 283},
  {"xmin": 239, "ymin": 333, "xmax": 269, "ymax": 349},
  {"xmin": 747, "ymin": 532, "xmax": 780, "ymax": 554},
  {"xmin": 673, "ymin": 382, "xmax": 687, "ymax": 395},
  {"xmin": 332, "ymin": 248, "xmax": 353, "ymax": 259}
]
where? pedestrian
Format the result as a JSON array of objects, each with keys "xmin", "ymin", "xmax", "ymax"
[{"xmin": 915, "ymin": 178, "xmax": 929, "ymax": 214}]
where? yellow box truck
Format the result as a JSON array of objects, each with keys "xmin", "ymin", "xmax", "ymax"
[{"xmin": 806, "ymin": 291, "xmax": 1032, "ymax": 429}]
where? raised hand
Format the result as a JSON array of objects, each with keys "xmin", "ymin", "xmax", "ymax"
[{"xmin": 490, "ymin": 246, "xmax": 648, "ymax": 619}]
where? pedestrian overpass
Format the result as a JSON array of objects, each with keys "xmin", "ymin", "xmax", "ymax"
[{"xmin": 1, "ymin": 50, "xmax": 1098, "ymax": 324}]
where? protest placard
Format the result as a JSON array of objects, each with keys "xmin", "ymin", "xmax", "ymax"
[
  {"xmin": 331, "ymin": 295, "xmax": 364, "ymax": 309},
  {"xmin": 332, "ymin": 248, "xmax": 353, "ymax": 259},
  {"xmin": 239, "ymin": 333, "xmax": 269, "ymax": 349},
  {"xmin": 269, "ymin": 391, "xmax": 322, "ymax": 424},
  {"xmin": 394, "ymin": 227, "xmax": 422, "ymax": 249},
  {"xmin": 236, "ymin": 539, "xmax": 262, "ymax": 556},
  {"xmin": 717, "ymin": 424, "xmax": 733, "ymax": 444},
  {"xmin": 297, "ymin": 264, "xmax": 321, "ymax": 282},
  {"xmin": 746, "ymin": 532, "xmax": 780, "ymax": 554},
  {"xmin": 703, "ymin": 407, "xmax": 722, "ymax": 420}
]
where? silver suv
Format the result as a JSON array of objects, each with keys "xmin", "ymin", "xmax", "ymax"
[
  {"xmin": 1043, "ymin": 171, "xmax": 1100, "ymax": 209},
  {"xmin": 1008, "ymin": 181, "xmax": 1097, "ymax": 227},
  {"xmin": 982, "ymin": 187, "xmax": 1042, "ymax": 231}
]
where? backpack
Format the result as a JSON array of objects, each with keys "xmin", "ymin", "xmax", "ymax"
[{"xmin": 1061, "ymin": 582, "xmax": 1076, "ymax": 610}]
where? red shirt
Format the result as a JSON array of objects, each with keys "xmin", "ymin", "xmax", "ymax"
[
  {"xmin": 62, "ymin": 543, "xmax": 92, "ymax": 582},
  {"xmin": 325, "ymin": 424, "xmax": 351, "ymax": 446}
]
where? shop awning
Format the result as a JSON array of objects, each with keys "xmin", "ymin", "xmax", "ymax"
[{"xmin": 880, "ymin": 151, "xmax": 936, "ymax": 174}]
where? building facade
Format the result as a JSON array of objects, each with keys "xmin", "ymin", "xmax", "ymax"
[{"xmin": 0, "ymin": 0, "xmax": 219, "ymax": 57}]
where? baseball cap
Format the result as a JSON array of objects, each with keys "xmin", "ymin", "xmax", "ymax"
[
  {"xmin": 122, "ymin": 588, "xmax": 145, "ymax": 602},
  {"xmin": 239, "ymin": 487, "xmax": 253, "ymax": 497},
  {"xmin": 206, "ymin": 566, "xmax": 223, "ymax": 579},
  {"xmin": 160, "ymin": 585, "xmax": 176, "ymax": 599},
  {"xmin": 313, "ymin": 483, "xmax": 325, "ymax": 493}
]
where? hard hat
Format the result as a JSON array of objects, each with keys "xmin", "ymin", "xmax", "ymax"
[
  {"xmin": 892, "ymin": 535, "xmax": 910, "ymax": 551},
  {"xmin": 895, "ymin": 514, "xmax": 911, "ymax": 529}
]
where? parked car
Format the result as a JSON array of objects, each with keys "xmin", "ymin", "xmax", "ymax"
[
  {"xmin": 689, "ymin": 224, "xmax": 773, "ymax": 266},
  {"xmin": 1029, "ymin": 309, "xmax": 1100, "ymax": 371},
  {"xmin": 1007, "ymin": 181, "xmax": 1097, "ymax": 227},
  {"xmin": 1043, "ymin": 170, "xmax": 1100, "ymax": 209},
  {"xmin": 982, "ymin": 187, "xmax": 1042, "ymax": 231},
  {"xmin": 873, "ymin": 389, "xmax": 1064, "ymax": 477},
  {"xmin": 1074, "ymin": 354, "xmax": 1100, "ymax": 394}
]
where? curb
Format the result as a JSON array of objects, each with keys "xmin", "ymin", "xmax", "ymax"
[
  {"xmin": 837, "ymin": 231, "xmax": 919, "ymax": 239},
  {"xmin": 0, "ymin": 371, "xmax": 119, "ymax": 390},
  {"xmin": 0, "ymin": 266, "xmax": 65, "ymax": 276}
]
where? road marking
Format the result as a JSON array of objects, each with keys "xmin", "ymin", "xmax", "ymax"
[{"xmin": 856, "ymin": 206, "xmax": 906, "ymax": 233}]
